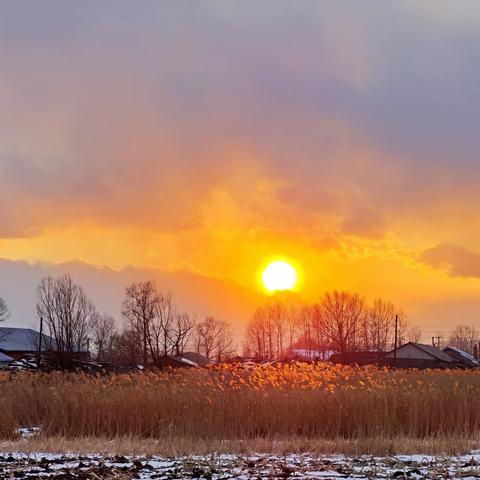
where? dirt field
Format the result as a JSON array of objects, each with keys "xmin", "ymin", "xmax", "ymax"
[{"xmin": 2, "ymin": 451, "xmax": 480, "ymax": 479}]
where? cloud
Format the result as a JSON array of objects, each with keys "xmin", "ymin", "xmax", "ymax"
[
  {"xmin": 341, "ymin": 204, "xmax": 386, "ymax": 239},
  {"xmin": 419, "ymin": 243, "xmax": 480, "ymax": 278},
  {"xmin": 2, "ymin": 1, "xmax": 480, "ymax": 282}
]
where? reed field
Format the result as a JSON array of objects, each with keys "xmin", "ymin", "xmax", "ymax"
[{"xmin": 1, "ymin": 363, "xmax": 480, "ymax": 454}]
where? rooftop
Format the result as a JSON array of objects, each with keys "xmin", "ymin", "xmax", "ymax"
[{"xmin": 0, "ymin": 327, "xmax": 53, "ymax": 352}]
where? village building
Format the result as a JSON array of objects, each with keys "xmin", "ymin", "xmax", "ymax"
[
  {"xmin": 0, "ymin": 327, "xmax": 90, "ymax": 363},
  {"xmin": 329, "ymin": 351, "xmax": 385, "ymax": 366},
  {"xmin": 442, "ymin": 346, "xmax": 479, "ymax": 368},
  {"xmin": 383, "ymin": 342, "xmax": 456, "ymax": 369},
  {"xmin": 0, "ymin": 327, "xmax": 54, "ymax": 361}
]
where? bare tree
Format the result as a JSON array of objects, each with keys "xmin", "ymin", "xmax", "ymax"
[
  {"xmin": 244, "ymin": 298, "xmax": 301, "ymax": 360},
  {"xmin": 36, "ymin": 274, "xmax": 97, "ymax": 368},
  {"xmin": 300, "ymin": 303, "xmax": 329, "ymax": 359},
  {"xmin": 364, "ymin": 299, "xmax": 392, "ymax": 351},
  {"xmin": 448, "ymin": 325, "xmax": 479, "ymax": 353},
  {"xmin": 359, "ymin": 299, "xmax": 405, "ymax": 352},
  {"xmin": 0, "ymin": 296, "xmax": 10, "ymax": 323},
  {"xmin": 122, "ymin": 285, "xmax": 197, "ymax": 367},
  {"xmin": 170, "ymin": 312, "xmax": 196, "ymax": 357},
  {"xmin": 0, "ymin": 296, "xmax": 11, "ymax": 344},
  {"xmin": 320, "ymin": 291, "xmax": 365, "ymax": 354},
  {"xmin": 408, "ymin": 325, "xmax": 422, "ymax": 343},
  {"xmin": 245, "ymin": 304, "xmax": 279, "ymax": 359},
  {"xmin": 295, "ymin": 305, "xmax": 314, "ymax": 358},
  {"xmin": 92, "ymin": 313, "xmax": 117, "ymax": 362},
  {"xmin": 147, "ymin": 292, "xmax": 195, "ymax": 362},
  {"xmin": 244, "ymin": 292, "xmax": 415, "ymax": 359},
  {"xmin": 150, "ymin": 292, "xmax": 176, "ymax": 362},
  {"xmin": 109, "ymin": 328, "xmax": 143, "ymax": 367},
  {"xmin": 121, "ymin": 281, "xmax": 158, "ymax": 367},
  {"xmin": 285, "ymin": 304, "xmax": 300, "ymax": 352},
  {"xmin": 245, "ymin": 306, "xmax": 268, "ymax": 358},
  {"xmin": 195, "ymin": 316, "xmax": 234, "ymax": 362},
  {"xmin": 396, "ymin": 312, "xmax": 410, "ymax": 347}
]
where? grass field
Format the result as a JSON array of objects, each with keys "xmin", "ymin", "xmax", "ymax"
[{"xmin": 1, "ymin": 363, "xmax": 480, "ymax": 455}]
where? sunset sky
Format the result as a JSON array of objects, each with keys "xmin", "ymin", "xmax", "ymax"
[{"xmin": 2, "ymin": 2, "xmax": 480, "ymax": 337}]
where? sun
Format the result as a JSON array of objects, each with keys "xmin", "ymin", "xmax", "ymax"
[{"xmin": 262, "ymin": 260, "xmax": 298, "ymax": 292}]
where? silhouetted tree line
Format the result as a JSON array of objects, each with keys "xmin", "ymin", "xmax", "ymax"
[
  {"xmin": 2, "ymin": 276, "xmax": 480, "ymax": 367},
  {"xmin": 33, "ymin": 274, "xmax": 234, "ymax": 368},
  {"xmin": 244, "ymin": 291, "xmax": 423, "ymax": 360},
  {"xmin": 119, "ymin": 281, "xmax": 233, "ymax": 367}
]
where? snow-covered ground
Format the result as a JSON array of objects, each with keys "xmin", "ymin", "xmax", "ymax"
[{"xmin": 1, "ymin": 451, "xmax": 480, "ymax": 479}]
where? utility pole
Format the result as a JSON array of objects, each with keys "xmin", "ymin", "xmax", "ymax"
[
  {"xmin": 393, "ymin": 314, "xmax": 398, "ymax": 367},
  {"xmin": 36, "ymin": 316, "xmax": 43, "ymax": 372}
]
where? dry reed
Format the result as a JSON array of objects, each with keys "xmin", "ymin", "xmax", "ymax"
[{"xmin": 1, "ymin": 363, "xmax": 480, "ymax": 453}]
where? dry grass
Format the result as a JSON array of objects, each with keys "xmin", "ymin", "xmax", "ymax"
[
  {"xmin": 1, "ymin": 363, "xmax": 480, "ymax": 454},
  {"xmin": 1, "ymin": 435, "xmax": 478, "ymax": 457}
]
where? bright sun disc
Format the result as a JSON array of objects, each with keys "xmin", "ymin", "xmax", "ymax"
[{"xmin": 262, "ymin": 260, "xmax": 298, "ymax": 292}]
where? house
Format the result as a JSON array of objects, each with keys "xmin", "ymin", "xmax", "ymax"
[
  {"xmin": 0, "ymin": 327, "xmax": 54, "ymax": 360},
  {"xmin": 443, "ymin": 346, "xmax": 479, "ymax": 369},
  {"xmin": 384, "ymin": 342, "xmax": 456, "ymax": 369},
  {"xmin": 329, "ymin": 351, "xmax": 385, "ymax": 366},
  {"xmin": 0, "ymin": 327, "xmax": 90, "ymax": 363}
]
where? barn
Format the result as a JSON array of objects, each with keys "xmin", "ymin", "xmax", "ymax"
[{"xmin": 384, "ymin": 342, "xmax": 456, "ymax": 369}]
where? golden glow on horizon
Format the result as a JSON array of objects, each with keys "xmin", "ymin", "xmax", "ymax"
[{"xmin": 262, "ymin": 260, "xmax": 298, "ymax": 292}]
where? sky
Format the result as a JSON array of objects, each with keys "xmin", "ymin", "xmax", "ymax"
[{"xmin": 2, "ymin": 1, "xmax": 480, "ymax": 338}]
